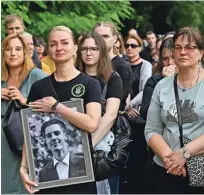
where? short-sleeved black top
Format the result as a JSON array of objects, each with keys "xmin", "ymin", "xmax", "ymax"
[
  {"xmin": 89, "ymin": 71, "xmax": 123, "ymax": 101},
  {"xmin": 27, "ymin": 72, "xmax": 101, "ymax": 106},
  {"xmin": 27, "ymin": 72, "xmax": 101, "ymax": 194}
]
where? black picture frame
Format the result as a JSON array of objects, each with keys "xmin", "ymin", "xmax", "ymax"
[{"xmin": 21, "ymin": 100, "xmax": 95, "ymax": 190}]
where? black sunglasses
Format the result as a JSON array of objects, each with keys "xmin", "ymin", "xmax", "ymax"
[{"xmin": 125, "ymin": 43, "xmax": 138, "ymax": 49}]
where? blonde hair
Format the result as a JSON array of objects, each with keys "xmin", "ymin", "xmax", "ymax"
[
  {"xmin": 5, "ymin": 14, "xmax": 24, "ymax": 27},
  {"xmin": 93, "ymin": 21, "xmax": 118, "ymax": 36},
  {"xmin": 47, "ymin": 26, "xmax": 75, "ymax": 44},
  {"xmin": 1, "ymin": 34, "xmax": 34, "ymax": 82}
]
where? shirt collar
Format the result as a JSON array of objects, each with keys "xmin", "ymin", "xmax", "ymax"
[{"xmin": 53, "ymin": 151, "xmax": 69, "ymax": 167}]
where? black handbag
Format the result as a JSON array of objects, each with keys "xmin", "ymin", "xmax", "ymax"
[
  {"xmin": 174, "ymin": 74, "xmax": 204, "ymax": 187},
  {"xmin": 2, "ymin": 71, "xmax": 31, "ymax": 155},
  {"xmin": 93, "ymin": 82, "xmax": 132, "ymax": 181}
]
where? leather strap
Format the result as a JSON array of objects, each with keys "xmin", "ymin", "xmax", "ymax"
[{"xmin": 174, "ymin": 74, "xmax": 184, "ymax": 148}]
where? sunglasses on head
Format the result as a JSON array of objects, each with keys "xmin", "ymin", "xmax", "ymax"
[{"xmin": 125, "ymin": 43, "xmax": 138, "ymax": 49}]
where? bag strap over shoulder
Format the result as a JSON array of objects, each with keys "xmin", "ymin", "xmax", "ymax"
[
  {"xmin": 101, "ymin": 71, "xmax": 118, "ymax": 99},
  {"xmin": 174, "ymin": 74, "xmax": 184, "ymax": 148},
  {"xmin": 101, "ymin": 83, "xmax": 108, "ymax": 99}
]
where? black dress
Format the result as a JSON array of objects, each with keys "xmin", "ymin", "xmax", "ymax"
[{"xmin": 27, "ymin": 73, "xmax": 101, "ymax": 194}]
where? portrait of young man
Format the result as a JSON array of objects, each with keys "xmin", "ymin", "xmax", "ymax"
[{"xmin": 38, "ymin": 119, "xmax": 86, "ymax": 182}]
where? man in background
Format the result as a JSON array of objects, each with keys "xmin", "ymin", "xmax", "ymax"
[
  {"xmin": 22, "ymin": 32, "xmax": 51, "ymax": 74},
  {"xmin": 5, "ymin": 14, "xmax": 42, "ymax": 69},
  {"xmin": 140, "ymin": 31, "xmax": 157, "ymax": 63}
]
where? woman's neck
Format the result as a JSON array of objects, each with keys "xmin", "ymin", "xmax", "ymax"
[
  {"xmin": 129, "ymin": 55, "xmax": 142, "ymax": 65},
  {"xmin": 54, "ymin": 60, "xmax": 80, "ymax": 81},
  {"xmin": 178, "ymin": 65, "xmax": 200, "ymax": 83},
  {"xmin": 9, "ymin": 66, "xmax": 22, "ymax": 78},
  {"xmin": 38, "ymin": 53, "xmax": 43, "ymax": 60},
  {"xmin": 85, "ymin": 64, "xmax": 98, "ymax": 76},
  {"xmin": 109, "ymin": 47, "xmax": 116, "ymax": 60}
]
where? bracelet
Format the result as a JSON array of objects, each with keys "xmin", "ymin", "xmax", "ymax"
[{"xmin": 21, "ymin": 164, "xmax": 28, "ymax": 170}]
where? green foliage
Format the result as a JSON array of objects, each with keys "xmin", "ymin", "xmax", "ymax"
[
  {"xmin": 166, "ymin": 1, "xmax": 204, "ymax": 33},
  {"xmin": 1, "ymin": 0, "xmax": 135, "ymax": 39},
  {"xmin": 132, "ymin": 1, "xmax": 204, "ymax": 35}
]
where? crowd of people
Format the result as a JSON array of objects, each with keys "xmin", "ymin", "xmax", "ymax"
[{"xmin": 1, "ymin": 13, "xmax": 204, "ymax": 194}]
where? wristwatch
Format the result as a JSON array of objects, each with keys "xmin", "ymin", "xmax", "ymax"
[
  {"xmin": 181, "ymin": 146, "xmax": 191, "ymax": 159},
  {"xmin": 51, "ymin": 101, "xmax": 59, "ymax": 113}
]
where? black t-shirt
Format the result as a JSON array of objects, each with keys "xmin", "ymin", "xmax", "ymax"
[
  {"xmin": 27, "ymin": 72, "xmax": 101, "ymax": 106},
  {"xmin": 27, "ymin": 72, "xmax": 101, "ymax": 194},
  {"xmin": 112, "ymin": 56, "xmax": 132, "ymax": 110},
  {"xmin": 90, "ymin": 71, "xmax": 123, "ymax": 101}
]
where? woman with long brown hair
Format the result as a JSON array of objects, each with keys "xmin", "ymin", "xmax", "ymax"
[
  {"xmin": 1, "ymin": 33, "xmax": 47, "ymax": 194},
  {"xmin": 76, "ymin": 32, "xmax": 123, "ymax": 194}
]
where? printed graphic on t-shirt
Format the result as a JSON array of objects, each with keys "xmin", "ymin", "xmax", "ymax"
[
  {"xmin": 71, "ymin": 84, "xmax": 85, "ymax": 97},
  {"xmin": 167, "ymin": 100, "xmax": 199, "ymax": 124}
]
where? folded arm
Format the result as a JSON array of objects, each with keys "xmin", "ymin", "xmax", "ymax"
[{"xmin": 92, "ymin": 98, "xmax": 120, "ymax": 147}]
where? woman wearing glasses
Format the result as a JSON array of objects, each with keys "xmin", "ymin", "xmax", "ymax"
[
  {"xmin": 145, "ymin": 27, "xmax": 204, "ymax": 193},
  {"xmin": 76, "ymin": 32, "xmax": 123, "ymax": 194},
  {"xmin": 123, "ymin": 34, "xmax": 152, "ymax": 194}
]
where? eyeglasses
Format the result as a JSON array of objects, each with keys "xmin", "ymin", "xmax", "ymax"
[
  {"xmin": 81, "ymin": 47, "xmax": 99, "ymax": 54},
  {"xmin": 125, "ymin": 43, "xmax": 138, "ymax": 49},
  {"xmin": 174, "ymin": 45, "xmax": 198, "ymax": 53}
]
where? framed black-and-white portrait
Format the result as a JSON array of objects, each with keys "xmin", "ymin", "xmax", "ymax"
[{"xmin": 21, "ymin": 100, "xmax": 95, "ymax": 190}]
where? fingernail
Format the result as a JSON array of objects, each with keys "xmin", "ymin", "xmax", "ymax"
[{"xmin": 34, "ymin": 183, "xmax": 38, "ymax": 186}]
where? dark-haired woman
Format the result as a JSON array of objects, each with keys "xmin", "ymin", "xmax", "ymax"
[
  {"xmin": 140, "ymin": 37, "xmax": 177, "ymax": 120},
  {"xmin": 76, "ymin": 32, "xmax": 123, "ymax": 194},
  {"xmin": 145, "ymin": 27, "xmax": 204, "ymax": 193},
  {"xmin": 140, "ymin": 37, "xmax": 177, "ymax": 193}
]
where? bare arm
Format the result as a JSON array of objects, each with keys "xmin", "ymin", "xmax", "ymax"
[
  {"xmin": 20, "ymin": 144, "xmax": 38, "ymax": 194},
  {"xmin": 185, "ymin": 134, "xmax": 204, "ymax": 156},
  {"xmin": 148, "ymin": 134, "xmax": 173, "ymax": 161},
  {"xmin": 56, "ymin": 102, "xmax": 101, "ymax": 133},
  {"xmin": 29, "ymin": 97, "xmax": 101, "ymax": 133},
  {"xmin": 92, "ymin": 98, "xmax": 120, "ymax": 147},
  {"xmin": 165, "ymin": 134, "xmax": 204, "ymax": 175}
]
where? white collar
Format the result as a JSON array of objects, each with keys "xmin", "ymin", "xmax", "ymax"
[{"xmin": 53, "ymin": 151, "xmax": 69, "ymax": 167}]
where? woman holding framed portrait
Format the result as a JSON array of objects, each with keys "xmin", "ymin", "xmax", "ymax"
[{"xmin": 20, "ymin": 26, "xmax": 102, "ymax": 194}]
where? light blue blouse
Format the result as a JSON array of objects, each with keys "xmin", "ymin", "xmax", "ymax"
[{"xmin": 145, "ymin": 75, "xmax": 204, "ymax": 167}]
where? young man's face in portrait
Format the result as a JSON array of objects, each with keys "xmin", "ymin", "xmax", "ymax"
[{"xmin": 45, "ymin": 124, "xmax": 67, "ymax": 153}]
